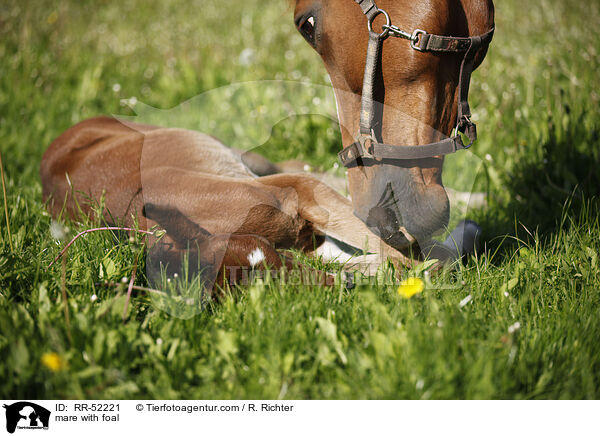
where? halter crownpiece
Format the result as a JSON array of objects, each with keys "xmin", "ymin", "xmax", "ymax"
[{"xmin": 338, "ymin": 0, "xmax": 495, "ymax": 167}]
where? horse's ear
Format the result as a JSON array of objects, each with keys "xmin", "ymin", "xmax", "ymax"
[{"xmin": 142, "ymin": 203, "xmax": 211, "ymax": 245}]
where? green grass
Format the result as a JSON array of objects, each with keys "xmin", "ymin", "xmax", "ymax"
[{"xmin": 1, "ymin": 0, "xmax": 599, "ymax": 399}]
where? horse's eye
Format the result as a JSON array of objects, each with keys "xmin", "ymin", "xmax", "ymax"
[{"xmin": 297, "ymin": 15, "xmax": 317, "ymax": 48}]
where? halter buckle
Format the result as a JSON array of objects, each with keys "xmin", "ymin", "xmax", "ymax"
[
  {"xmin": 453, "ymin": 116, "xmax": 476, "ymax": 149},
  {"xmin": 410, "ymin": 29, "xmax": 428, "ymax": 51},
  {"xmin": 358, "ymin": 134, "xmax": 376, "ymax": 160}
]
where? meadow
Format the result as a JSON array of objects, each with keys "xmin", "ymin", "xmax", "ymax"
[{"xmin": 0, "ymin": 0, "xmax": 599, "ymax": 399}]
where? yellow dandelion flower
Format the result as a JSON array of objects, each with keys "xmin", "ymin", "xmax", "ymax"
[
  {"xmin": 41, "ymin": 352, "xmax": 65, "ymax": 372},
  {"xmin": 47, "ymin": 11, "xmax": 58, "ymax": 25},
  {"xmin": 397, "ymin": 277, "xmax": 425, "ymax": 298}
]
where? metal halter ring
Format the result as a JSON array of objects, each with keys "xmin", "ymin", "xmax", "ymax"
[
  {"xmin": 410, "ymin": 29, "xmax": 428, "ymax": 51},
  {"xmin": 367, "ymin": 9, "xmax": 391, "ymax": 38}
]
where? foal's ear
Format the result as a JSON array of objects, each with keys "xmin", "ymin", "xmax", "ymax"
[{"xmin": 142, "ymin": 203, "xmax": 211, "ymax": 245}]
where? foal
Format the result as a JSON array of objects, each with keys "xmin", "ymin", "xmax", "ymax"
[{"xmin": 40, "ymin": 116, "xmax": 409, "ymax": 292}]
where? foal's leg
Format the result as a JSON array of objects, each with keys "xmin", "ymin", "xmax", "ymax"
[{"xmin": 255, "ymin": 173, "xmax": 413, "ymax": 267}]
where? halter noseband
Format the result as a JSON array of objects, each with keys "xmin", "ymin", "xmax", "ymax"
[{"xmin": 338, "ymin": 0, "xmax": 495, "ymax": 167}]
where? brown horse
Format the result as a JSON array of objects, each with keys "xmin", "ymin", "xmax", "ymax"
[
  {"xmin": 40, "ymin": 0, "xmax": 494, "ymax": 292},
  {"xmin": 294, "ymin": 0, "xmax": 494, "ymax": 245}
]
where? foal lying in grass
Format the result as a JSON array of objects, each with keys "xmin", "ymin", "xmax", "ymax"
[{"xmin": 41, "ymin": 116, "xmax": 412, "ymax": 294}]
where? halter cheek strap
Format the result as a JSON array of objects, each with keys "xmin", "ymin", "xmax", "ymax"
[
  {"xmin": 354, "ymin": 0, "xmax": 380, "ymax": 20},
  {"xmin": 338, "ymin": 0, "xmax": 494, "ymax": 167}
]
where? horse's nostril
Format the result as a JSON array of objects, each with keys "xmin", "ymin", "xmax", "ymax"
[
  {"xmin": 366, "ymin": 206, "xmax": 399, "ymax": 237},
  {"xmin": 364, "ymin": 206, "xmax": 412, "ymax": 249}
]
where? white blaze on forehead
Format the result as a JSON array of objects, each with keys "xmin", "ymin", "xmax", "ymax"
[{"xmin": 247, "ymin": 247, "xmax": 266, "ymax": 266}]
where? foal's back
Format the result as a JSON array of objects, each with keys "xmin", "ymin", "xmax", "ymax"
[{"xmin": 40, "ymin": 116, "xmax": 254, "ymax": 220}]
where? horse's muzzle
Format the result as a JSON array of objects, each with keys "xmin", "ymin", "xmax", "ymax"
[{"xmin": 351, "ymin": 164, "xmax": 450, "ymax": 251}]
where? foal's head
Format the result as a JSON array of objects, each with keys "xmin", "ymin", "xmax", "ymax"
[{"xmin": 294, "ymin": 0, "xmax": 494, "ymax": 249}]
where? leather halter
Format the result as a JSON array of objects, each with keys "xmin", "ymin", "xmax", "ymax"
[{"xmin": 338, "ymin": 0, "xmax": 495, "ymax": 167}]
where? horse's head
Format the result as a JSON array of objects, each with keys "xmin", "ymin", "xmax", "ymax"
[{"xmin": 294, "ymin": 0, "xmax": 494, "ymax": 250}]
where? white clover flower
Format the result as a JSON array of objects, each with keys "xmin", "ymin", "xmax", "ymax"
[
  {"xmin": 49, "ymin": 220, "xmax": 67, "ymax": 241},
  {"xmin": 508, "ymin": 321, "xmax": 521, "ymax": 334},
  {"xmin": 239, "ymin": 48, "xmax": 254, "ymax": 66}
]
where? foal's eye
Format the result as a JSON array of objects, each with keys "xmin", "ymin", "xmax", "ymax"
[{"xmin": 296, "ymin": 15, "xmax": 317, "ymax": 48}]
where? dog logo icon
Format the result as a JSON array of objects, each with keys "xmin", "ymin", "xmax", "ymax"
[{"xmin": 2, "ymin": 402, "xmax": 50, "ymax": 434}]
